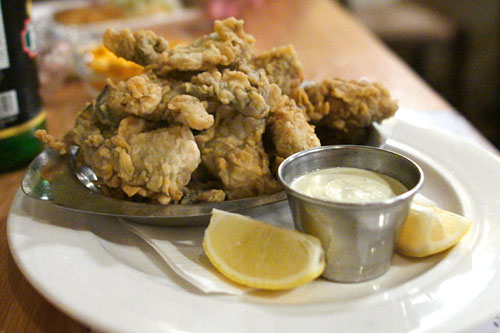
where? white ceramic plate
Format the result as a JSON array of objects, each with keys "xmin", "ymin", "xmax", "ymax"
[{"xmin": 7, "ymin": 119, "xmax": 500, "ymax": 332}]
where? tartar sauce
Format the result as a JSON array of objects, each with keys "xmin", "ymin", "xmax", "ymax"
[{"xmin": 290, "ymin": 167, "xmax": 407, "ymax": 203}]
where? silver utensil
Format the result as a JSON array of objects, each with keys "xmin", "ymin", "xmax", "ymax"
[{"xmin": 278, "ymin": 145, "xmax": 423, "ymax": 283}]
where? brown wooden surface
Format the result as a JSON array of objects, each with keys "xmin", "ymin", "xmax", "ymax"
[{"xmin": 0, "ymin": 1, "xmax": 458, "ymax": 331}]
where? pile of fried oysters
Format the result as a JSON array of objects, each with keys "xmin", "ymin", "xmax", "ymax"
[{"xmin": 37, "ymin": 18, "xmax": 398, "ymax": 205}]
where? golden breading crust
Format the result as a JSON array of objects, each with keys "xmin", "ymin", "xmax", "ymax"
[
  {"xmin": 295, "ymin": 78, "xmax": 398, "ymax": 130},
  {"xmin": 104, "ymin": 18, "xmax": 256, "ymax": 74},
  {"xmin": 267, "ymin": 96, "xmax": 320, "ymax": 160},
  {"xmin": 38, "ymin": 107, "xmax": 201, "ymax": 205},
  {"xmin": 252, "ymin": 45, "xmax": 304, "ymax": 96},
  {"xmin": 195, "ymin": 106, "xmax": 280, "ymax": 200}
]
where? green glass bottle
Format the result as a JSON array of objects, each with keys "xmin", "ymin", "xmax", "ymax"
[{"xmin": 0, "ymin": 0, "xmax": 45, "ymax": 172}]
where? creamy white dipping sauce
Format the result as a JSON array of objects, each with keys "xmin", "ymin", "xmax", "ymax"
[{"xmin": 290, "ymin": 167, "xmax": 407, "ymax": 203}]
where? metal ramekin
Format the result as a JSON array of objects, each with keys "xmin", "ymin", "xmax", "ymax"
[{"xmin": 278, "ymin": 145, "xmax": 424, "ymax": 283}]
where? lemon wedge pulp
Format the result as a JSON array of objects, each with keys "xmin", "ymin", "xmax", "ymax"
[
  {"xmin": 396, "ymin": 202, "xmax": 472, "ymax": 258},
  {"xmin": 202, "ymin": 209, "xmax": 325, "ymax": 290}
]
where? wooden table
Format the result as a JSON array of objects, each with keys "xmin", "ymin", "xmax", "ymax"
[{"xmin": 0, "ymin": 0, "xmax": 491, "ymax": 331}]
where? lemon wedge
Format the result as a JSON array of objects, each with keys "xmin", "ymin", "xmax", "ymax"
[
  {"xmin": 396, "ymin": 202, "xmax": 472, "ymax": 258},
  {"xmin": 202, "ymin": 209, "xmax": 325, "ymax": 290}
]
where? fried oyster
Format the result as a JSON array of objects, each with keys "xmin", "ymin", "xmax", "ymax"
[
  {"xmin": 292, "ymin": 78, "xmax": 398, "ymax": 144},
  {"xmin": 37, "ymin": 17, "xmax": 397, "ymax": 205}
]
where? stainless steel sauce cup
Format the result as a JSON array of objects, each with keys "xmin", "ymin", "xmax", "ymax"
[{"xmin": 278, "ymin": 145, "xmax": 424, "ymax": 283}]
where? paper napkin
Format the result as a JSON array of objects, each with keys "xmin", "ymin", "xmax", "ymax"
[
  {"xmin": 119, "ymin": 201, "xmax": 293, "ymax": 295},
  {"xmin": 120, "ymin": 219, "xmax": 252, "ymax": 295}
]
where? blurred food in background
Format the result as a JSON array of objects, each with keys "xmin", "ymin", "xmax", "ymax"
[
  {"xmin": 53, "ymin": 0, "xmax": 182, "ymax": 25},
  {"xmin": 77, "ymin": 45, "xmax": 144, "ymax": 95},
  {"xmin": 77, "ymin": 37, "xmax": 187, "ymax": 96},
  {"xmin": 88, "ymin": 46, "xmax": 143, "ymax": 80},
  {"xmin": 54, "ymin": 3, "xmax": 126, "ymax": 25},
  {"xmin": 33, "ymin": 0, "xmax": 201, "ymax": 97}
]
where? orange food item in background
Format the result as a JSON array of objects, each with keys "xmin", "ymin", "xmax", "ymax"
[
  {"xmin": 86, "ymin": 40, "xmax": 187, "ymax": 91},
  {"xmin": 88, "ymin": 45, "xmax": 143, "ymax": 80}
]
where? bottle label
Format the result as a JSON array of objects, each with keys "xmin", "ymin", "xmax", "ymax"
[
  {"xmin": 0, "ymin": 2, "xmax": 9, "ymax": 70},
  {"xmin": 0, "ymin": 90, "xmax": 20, "ymax": 125}
]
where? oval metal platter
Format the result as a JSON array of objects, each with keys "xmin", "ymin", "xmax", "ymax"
[{"xmin": 21, "ymin": 147, "xmax": 288, "ymax": 226}]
